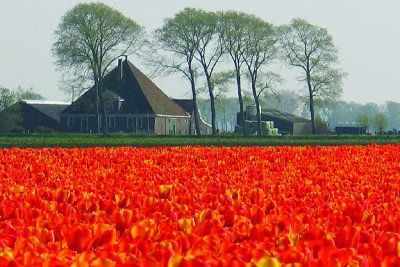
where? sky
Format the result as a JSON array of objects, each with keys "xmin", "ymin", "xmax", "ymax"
[{"xmin": 1, "ymin": 0, "xmax": 400, "ymax": 105}]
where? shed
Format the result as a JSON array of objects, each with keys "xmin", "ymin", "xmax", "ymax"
[
  {"xmin": 335, "ymin": 124, "xmax": 367, "ymax": 135},
  {"xmin": 236, "ymin": 107, "xmax": 311, "ymax": 135}
]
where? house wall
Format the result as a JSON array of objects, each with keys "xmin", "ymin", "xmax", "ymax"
[
  {"xmin": 61, "ymin": 114, "xmax": 192, "ymax": 134},
  {"xmin": 155, "ymin": 116, "xmax": 190, "ymax": 135}
]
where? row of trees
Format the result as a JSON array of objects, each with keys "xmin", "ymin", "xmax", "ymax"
[
  {"xmin": 152, "ymin": 8, "xmax": 345, "ymax": 135},
  {"xmin": 52, "ymin": 3, "xmax": 345, "ymax": 135},
  {"xmin": 199, "ymin": 95, "xmax": 395, "ymax": 134},
  {"xmin": 0, "ymin": 86, "xmax": 44, "ymax": 110}
]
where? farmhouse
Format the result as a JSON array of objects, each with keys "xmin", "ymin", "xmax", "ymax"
[
  {"xmin": 60, "ymin": 58, "xmax": 208, "ymax": 135},
  {"xmin": 236, "ymin": 106, "xmax": 311, "ymax": 135}
]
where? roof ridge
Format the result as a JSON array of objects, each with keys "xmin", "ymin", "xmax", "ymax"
[
  {"xmin": 22, "ymin": 100, "xmax": 71, "ymax": 105},
  {"xmin": 126, "ymin": 61, "xmax": 189, "ymax": 117}
]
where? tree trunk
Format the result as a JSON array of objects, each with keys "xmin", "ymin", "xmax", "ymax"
[
  {"xmin": 236, "ymin": 69, "xmax": 245, "ymax": 136},
  {"xmin": 307, "ymin": 73, "xmax": 316, "ymax": 135},
  {"xmin": 205, "ymin": 75, "xmax": 217, "ymax": 135},
  {"xmin": 98, "ymin": 78, "xmax": 109, "ymax": 135},
  {"xmin": 189, "ymin": 68, "xmax": 201, "ymax": 136},
  {"xmin": 251, "ymin": 80, "xmax": 262, "ymax": 135},
  {"xmin": 95, "ymin": 82, "xmax": 100, "ymax": 134}
]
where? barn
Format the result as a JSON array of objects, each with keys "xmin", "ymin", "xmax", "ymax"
[
  {"xmin": 60, "ymin": 58, "xmax": 195, "ymax": 135},
  {"xmin": 1, "ymin": 100, "xmax": 69, "ymax": 132},
  {"xmin": 236, "ymin": 106, "xmax": 311, "ymax": 135}
]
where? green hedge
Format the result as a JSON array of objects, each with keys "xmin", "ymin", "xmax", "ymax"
[{"xmin": 0, "ymin": 133, "xmax": 399, "ymax": 148}]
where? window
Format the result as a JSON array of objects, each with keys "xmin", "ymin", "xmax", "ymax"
[
  {"xmin": 127, "ymin": 117, "xmax": 136, "ymax": 129},
  {"xmin": 67, "ymin": 117, "xmax": 74, "ymax": 128},
  {"xmin": 127, "ymin": 117, "xmax": 133, "ymax": 128},
  {"xmin": 81, "ymin": 117, "xmax": 88, "ymax": 132},
  {"xmin": 105, "ymin": 101, "xmax": 114, "ymax": 113},
  {"xmin": 109, "ymin": 117, "xmax": 116, "ymax": 128}
]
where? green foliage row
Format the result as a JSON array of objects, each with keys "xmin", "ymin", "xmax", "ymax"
[{"xmin": 0, "ymin": 134, "xmax": 399, "ymax": 148}]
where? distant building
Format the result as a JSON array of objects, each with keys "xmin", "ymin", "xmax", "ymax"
[
  {"xmin": 335, "ymin": 124, "xmax": 367, "ymax": 135},
  {"xmin": 236, "ymin": 106, "xmax": 311, "ymax": 135},
  {"xmin": 2, "ymin": 59, "xmax": 211, "ymax": 135},
  {"xmin": 4, "ymin": 100, "xmax": 69, "ymax": 132},
  {"xmin": 60, "ymin": 58, "xmax": 207, "ymax": 135}
]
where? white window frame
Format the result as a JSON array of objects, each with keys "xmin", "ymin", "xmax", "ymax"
[
  {"xmin": 127, "ymin": 117, "xmax": 134, "ymax": 129},
  {"xmin": 67, "ymin": 117, "xmax": 74, "ymax": 128},
  {"xmin": 109, "ymin": 117, "xmax": 116, "ymax": 128}
]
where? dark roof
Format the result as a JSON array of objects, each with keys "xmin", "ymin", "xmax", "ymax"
[
  {"xmin": 335, "ymin": 123, "xmax": 366, "ymax": 128},
  {"xmin": 172, "ymin": 99, "xmax": 195, "ymax": 114},
  {"xmin": 103, "ymin": 91, "xmax": 124, "ymax": 101},
  {"xmin": 127, "ymin": 62, "xmax": 188, "ymax": 116},
  {"xmin": 62, "ymin": 60, "xmax": 188, "ymax": 117},
  {"xmin": 262, "ymin": 109, "xmax": 310, "ymax": 123},
  {"xmin": 22, "ymin": 100, "xmax": 69, "ymax": 122}
]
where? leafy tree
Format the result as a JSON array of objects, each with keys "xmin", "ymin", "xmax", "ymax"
[
  {"xmin": 384, "ymin": 101, "xmax": 400, "ymax": 130},
  {"xmin": 314, "ymin": 116, "xmax": 332, "ymax": 134},
  {"xmin": 373, "ymin": 112, "xmax": 388, "ymax": 133},
  {"xmin": 53, "ymin": 2, "xmax": 143, "ymax": 134},
  {"xmin": 242, "ymin": 16, "xmax": 279, "ymax": 134},
  {"xmin": 188, "ymin": 10, "xmax": 225, "ymax": 135},
  {"xmin": 267, "ymin": 89, "xmax": 301, "ymax": 115},
  {"xmin": 0, "ymin": 87, "xmax": 16, "ymax": 110},
  {"xmin": 154, "ymin": 8, "xmax": 204, "ymax": 135},
  {"xmin": 360, "ymin": 102, "xmax": 380, "ymax": 118},
  {"xmin": 16, "ymin": 86, "xmax": 45, "ymax": 101},
  {"xmin": 279, "ymin": 18, "xmax": 345, "ymax": 134},
  {"xmin": 1, "ymin": 86, "xmax": 44, "ymax": 110},
  {"xmin": 218, "ymin": 11, "xmax": 250, "ymax": 135},
  {"xmin": 356, "ymin": 113, "xmax": 372, "ymax": 130},
  {"xmin": 209, "ymin": 71, "xmax": 234, "ymax": 132},
  {"xmin": 251, "ymin": 71, "xmax": 283, "ymax": 111}
]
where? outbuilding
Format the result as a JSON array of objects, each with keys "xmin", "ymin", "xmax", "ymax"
[
  {"xmin": 2, "ymin": 100, "xmax": 69, "ymax": 132},
  {"xmin": 236, "ymin": 106, "xmax": 311, "ymax": 135}
]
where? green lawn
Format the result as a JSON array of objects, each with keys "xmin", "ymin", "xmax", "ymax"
[{"xmin": 0, "ymin": 133, "xmax": 399, "ymax": 148}]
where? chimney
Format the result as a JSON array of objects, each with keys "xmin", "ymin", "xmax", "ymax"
[{"xmin": 118, "ymin": 58, "xmax": 123, "ymax": 78}]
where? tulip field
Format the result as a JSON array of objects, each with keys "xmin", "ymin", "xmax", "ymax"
[{"xmin": 1, "ymin": 144, "xmax": 400, "ymax": 266}]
